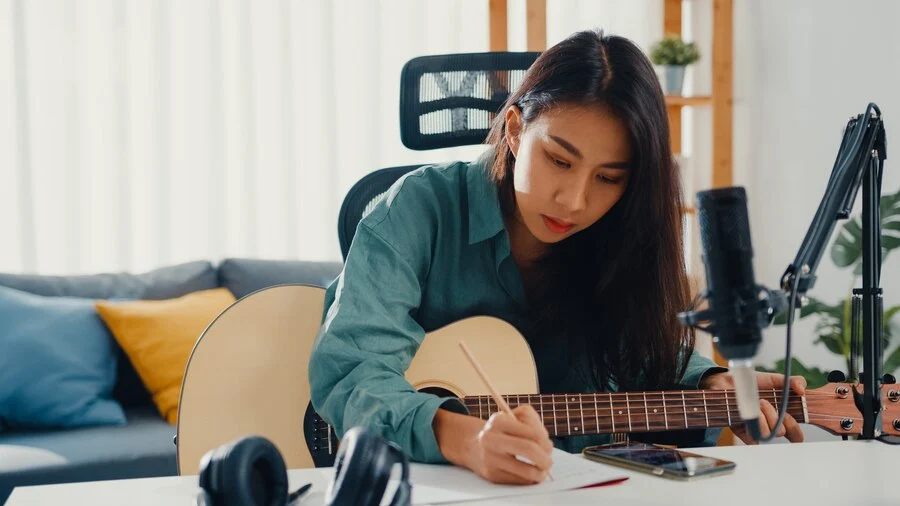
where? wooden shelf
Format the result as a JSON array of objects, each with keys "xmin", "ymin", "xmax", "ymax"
[{"xmin": 665, "ymin": 95, "xmax": 713, "ymax": 107}]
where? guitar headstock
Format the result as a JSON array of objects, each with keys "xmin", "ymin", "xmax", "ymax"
[
  {"xmin": 884, "ymin": 385, "xmax": 900, "ymax": 437},
  {"xmin": 805, "ymin": 383, "xmax": 900, "ymax": 437}
]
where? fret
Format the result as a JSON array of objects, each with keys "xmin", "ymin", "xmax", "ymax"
[
  {"xmin": 609, "ymin": 394, "xmax": 616, "ymax": 433},
  {"xmin": 681, "ymin": 391, "xmax": 688, "ymax": 428},
  {"xmin": 643, "ymin": 392, "xmax": 650, "ymax": 430},
  {"xmin": 625, "ymin": 393, "xmax": 633, "ymax": 432},
  {"xmin": 725, "ymin": 392, "xmax": 732, "ymax": 425},
  {"xmin": 551, "ymin": 394, "xmax": 558, "ymax": 436},
  {"xmin": 327, "ymin": 424, "xmax": 333, "ymax": 455},
  {"xmin": 702, "ymin": 390, "xmax": 709, "ymax": 427},
  {"xmin": 772, "ymin": 388, "xmax": 778, "ymax": 411},
  {"xmin": 539, "ymin": 393, "xmax": 545, "ymax": 426},
  {"xmin": 661, "ymin": 392, "xmax": 668, "ymax": 429},
  {"xmin": 565, "ymin": 395, "xmax": 571, "ymax": 435},
  {"xmin": 594, "ymin": 394, "xmax": 600, "ymax": 434},
  {"xmin": 478, "ymin": 396, "xmax": 483, "ymax": 420},
  {"xmin": 578, "ymin": 394, "xmax": 584, "ymax": 434},
  {"xmin": 801, "ymin": 394, "xmax": 809, "ymax": 423}
]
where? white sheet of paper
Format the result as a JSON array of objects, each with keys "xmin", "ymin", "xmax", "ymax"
[{"xmin": 382, "ymin": 448, "xmax": 628, "ymax": 505}]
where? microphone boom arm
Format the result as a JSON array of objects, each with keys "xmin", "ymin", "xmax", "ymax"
[{"xmin": 779, "ymin": 103, "xmax": 886, "ymax": 440}]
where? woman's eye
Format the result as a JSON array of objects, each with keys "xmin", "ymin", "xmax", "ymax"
[
  {"xmin": 549, "ymin": 154, "xmax": 570, "ymax": 169},
  {"xmin": 597, "ymin": 174, "xmax": 623, "ymax": 184}
]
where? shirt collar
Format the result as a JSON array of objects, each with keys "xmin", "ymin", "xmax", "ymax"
[{"xmin": 466, "ymin": 150, "xmax": 507, "ymax": 245}]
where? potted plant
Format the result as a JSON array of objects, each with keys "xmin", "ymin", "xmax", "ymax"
[
  {"xmin": 649, "ymin": 34, "xmax": 700, "ymax": 95},
  {"xmin": 760, "ymin": 188, "xmax": 900, "ymax": 388}
]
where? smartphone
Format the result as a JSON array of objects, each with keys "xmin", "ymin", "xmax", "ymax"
[{"xmin": 582, "ymin": 442, "xmax": 736, "ymax": 481}]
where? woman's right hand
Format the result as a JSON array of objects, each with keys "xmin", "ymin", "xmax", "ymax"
[{"xmin": 434, "ymin": 404, "xmax": 554, "ymax": 485}]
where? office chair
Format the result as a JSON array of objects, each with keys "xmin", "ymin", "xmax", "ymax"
[{"xmin": 337, "ymin": 51, "xmax": 540, "ymax": 260}]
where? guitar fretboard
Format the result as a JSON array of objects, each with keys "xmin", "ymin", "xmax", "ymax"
[{"xmin": 461, "ymin": 390, "xmax": 808, "ymax": 437}]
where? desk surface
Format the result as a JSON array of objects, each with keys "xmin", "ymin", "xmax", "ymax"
[{"xmin": 6, "ymin": 440, "xmax": 898, "ymax": 506}]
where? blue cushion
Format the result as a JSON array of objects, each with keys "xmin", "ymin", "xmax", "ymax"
[
  {"xmin": 0, "ymin": 261, "xmax": 218, "ymax": 409},
  {"xmin": 217, "ymin": 258, "xmax": 342, "ymax": 299},
  {"xmin": 0, "ymin": 286, "xmax": 126, "ymax": 432}
]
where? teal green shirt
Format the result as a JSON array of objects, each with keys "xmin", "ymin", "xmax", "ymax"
[{"xmin": 309, "ymin": 153, "xmax": 724, "ymax": 463}]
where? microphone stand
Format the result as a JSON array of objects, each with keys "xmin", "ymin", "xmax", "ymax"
[
  {"xmin": 778, "ymin": 103, "xmax": 887, "ymax": 439},
  {"xmin": 679, "ymin": 103, "xmax": 888, "ymax": 440}
]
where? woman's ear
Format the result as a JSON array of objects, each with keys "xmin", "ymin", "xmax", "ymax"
[{"xmin": 505, "ymin": 105, "xmax": 523, "ymax": 158}]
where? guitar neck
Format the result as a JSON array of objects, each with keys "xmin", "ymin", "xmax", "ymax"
[{"xmin": 462, "ymin": 390, "xmax": 808, "ymax": 437}]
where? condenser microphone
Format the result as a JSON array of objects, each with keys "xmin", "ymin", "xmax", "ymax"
[{"xmin": 694, "ymin": 187, "xmax": 763, "ymax": 441}]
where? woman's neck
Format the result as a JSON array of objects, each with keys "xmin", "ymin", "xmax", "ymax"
[{"xmin": 504, "ymin": 210, "xmax": 548, "ymax": 270}]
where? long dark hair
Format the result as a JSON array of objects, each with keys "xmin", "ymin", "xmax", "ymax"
[{"xmin": 485, "ymin": 29, "xmax": 694, "ymax": 391}]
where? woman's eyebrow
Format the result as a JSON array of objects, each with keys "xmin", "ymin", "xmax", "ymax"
[
  {"xmin": 549, "ymin": 134, "xmax": 582, "ymax": 159},
  {"xmin": 548, "ymin": 134, "xmax": 630, "ymax": 170}
]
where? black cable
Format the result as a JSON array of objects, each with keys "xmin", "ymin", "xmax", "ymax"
[{"xmin": 755, "ymin": 265, "xmax": 801, "ymax": 443}]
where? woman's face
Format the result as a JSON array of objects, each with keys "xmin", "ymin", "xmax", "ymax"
[{"xmin": 505, "ymin": 102, "xmax": 632, "ymax": 245}]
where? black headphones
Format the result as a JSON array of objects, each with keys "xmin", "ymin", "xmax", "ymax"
[{"xmin": 197, "ymin": 427, "xmax": 411, "ymax": 506}]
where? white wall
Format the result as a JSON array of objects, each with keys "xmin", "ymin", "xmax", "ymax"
[{"xmin": 730, "ymin": 0, "xmax": 900, "ymax": 374}]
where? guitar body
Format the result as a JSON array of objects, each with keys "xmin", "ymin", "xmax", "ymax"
[
  {"xmin": 406, "ymin": 315, "xmax": 539, "ymax": 398},
  {"xmin": 177, "ymin": 284, "xmax": 538, "ymax": 473},
  {"xmin": 176, "ymin": 284, "xmax": 327, "ymax": 474}
]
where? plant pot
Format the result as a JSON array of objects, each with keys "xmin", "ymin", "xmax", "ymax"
[{"xmin": 662, "ymin": 65, "xmax": 686, "ymax": 95}]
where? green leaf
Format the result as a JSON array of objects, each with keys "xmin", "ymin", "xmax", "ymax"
[
  {"xmin": 885, "ymin": 346, "xmax": 900, "ymax": 374},
  {"xmin": 884, "ymin": 305, "xmax": 900, "ymax": 349},
  {"xmin": 885, "ymin": 305, "xmax": 900, "ymax": 323},
  {"xmin": 883, "ymin": 235, "xmax": 900, "ymax": 250},
  {"xmin": 816, "ymin": 332, "xmax": 846, "ymax": 356},
  {"xmin": 756, "ymin": 358, "xmax": 829, "ymax": 389},
  {"xmin": 829, "ymin": 187, "xmax": 900, "ymax": 270},
  {"xmin": 831, "ymin": 219, "xmax": 862, "ymax": 268},
  {"xmin": 772, "ymin": 296, "xmax": 839, "ymax": 325},
  {"xmin": 649, "ymin": 35, "xmax": 701, "ymax": 65}
]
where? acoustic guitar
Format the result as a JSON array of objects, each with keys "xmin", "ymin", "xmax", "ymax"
[{"xmin": 176, "ymin": 285, "xmax": 900, "ymax": 473}]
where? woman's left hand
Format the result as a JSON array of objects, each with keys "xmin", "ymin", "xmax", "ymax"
[{"xmin": 699, "ymin": 371, "xmax": 807, "ymax": 444}]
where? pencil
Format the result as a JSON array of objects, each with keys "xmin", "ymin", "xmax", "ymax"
[{"xmin": 458, "ymin": 341, "xmax": 554, "ymax": 482}]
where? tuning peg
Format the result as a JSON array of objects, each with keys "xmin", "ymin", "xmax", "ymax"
[
  {"xmin": 884, "ymin": 374, "xmax": 896, "ymax": 384},
  {"xmin": 827, "ymin": 370, "xmax": 847, "ymax": 382}
]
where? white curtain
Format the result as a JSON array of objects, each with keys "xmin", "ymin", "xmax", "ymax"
[{"xmin": 1, "ymin": 0, "xmax": 673, "ymax": 275}]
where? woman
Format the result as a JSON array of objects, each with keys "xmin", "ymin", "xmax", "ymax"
[{"xmin": 310, "ymin": 29, "xmax": 806, "ymax": 485}]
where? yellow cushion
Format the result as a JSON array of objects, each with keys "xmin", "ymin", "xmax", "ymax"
[{"xmin": 95, "ymin": 288, "xmax": 236, "ymax": 424}]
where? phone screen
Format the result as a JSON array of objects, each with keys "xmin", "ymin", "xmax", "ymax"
[{"xmin": 583, "ymin": 442, "xmax": 735, "ymax": 478}]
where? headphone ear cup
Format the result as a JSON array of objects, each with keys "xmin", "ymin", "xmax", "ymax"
[
  {"xmin": 199, "ymin": 436, "xmax": 288, "ymax": 506},
  {"xmin": 327, "ymin": 427, "xmax": 392, "ymax": 506},
  {"xmin": 390, "ymin": 481, "xmax": 412, "ymax": 506},
  {"xmin": 386, "ymin": 442, "xmax": 411, "ymax": 506},
  {"xmin": 198, "ymin": 446, "xmax": 220, "ymax": 499}
]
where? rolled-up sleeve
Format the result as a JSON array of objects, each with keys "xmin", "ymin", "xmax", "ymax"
[{"xmin": 308, "ymin": 178, "xmax": 465, "ymax": 463}]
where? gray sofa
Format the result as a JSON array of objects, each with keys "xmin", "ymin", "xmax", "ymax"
[{"xmin": 0, "ymin": 258, "xmax": 342, "ymax": 503}]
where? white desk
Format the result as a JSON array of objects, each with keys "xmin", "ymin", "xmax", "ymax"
[{"xmin": 6, "ymin": 440, "xmax": 897, "ymax": 506}]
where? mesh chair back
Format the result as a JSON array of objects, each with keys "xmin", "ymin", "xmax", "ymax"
[
  {"xmin": 337, "ymin": 52, "xmax": 539, "ymax": 260},
  {"xmin": 337, "ymin": 165, "xmax": 423, "ymax": 260},
  {"xmin": 399, "ymin": 52, "xmax": 540, "ymax": 150}
]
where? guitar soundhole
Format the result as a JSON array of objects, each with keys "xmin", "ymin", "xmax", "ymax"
[{"xmin": 420, "ymin": 387, "xmax": 456, "ymax": 398}]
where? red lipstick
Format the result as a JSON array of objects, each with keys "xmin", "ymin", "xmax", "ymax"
[{"xmin": 541, "ymin": 215, "xmax": 574, "ymax": 234}]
